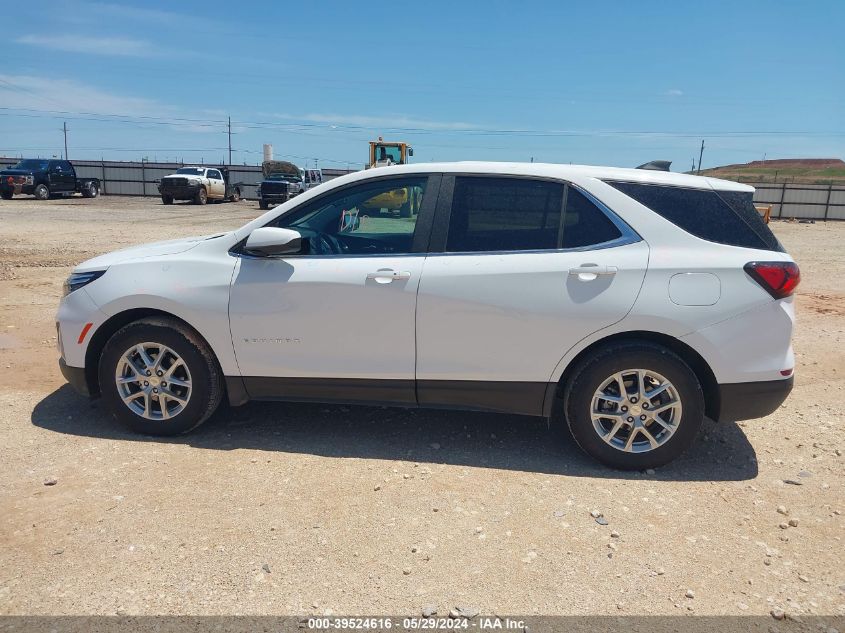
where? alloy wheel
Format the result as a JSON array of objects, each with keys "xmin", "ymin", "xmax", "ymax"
[
  {"xmin": 115, "ymin": 342, "xmax": 192, "ymax": 420},
  {"xmin": 590, "ymin": 368, "xmax": 682, "ymax": 453}
]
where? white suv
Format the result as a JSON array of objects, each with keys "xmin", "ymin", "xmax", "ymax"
[{"xmin": 57, "ymin": 162, "xmax": 799, "ymax": 469}]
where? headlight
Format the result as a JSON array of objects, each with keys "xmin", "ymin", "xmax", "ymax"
[{"xmin": 63, "ymin": 270, "xmax": 107, "ymax": 297}]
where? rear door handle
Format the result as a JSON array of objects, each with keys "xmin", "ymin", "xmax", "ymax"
[
  {"xmin": 569, "ymin": 264, "xmax": 618, "ymax": 280},
  {"xmin": 366, "ymin": 270, "xmax": 411, "ymax": 284}
]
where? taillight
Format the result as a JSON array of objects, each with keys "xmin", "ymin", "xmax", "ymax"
[{"xmin": 744, "ymin": 261, "xmax": 800, "ymax": 299}]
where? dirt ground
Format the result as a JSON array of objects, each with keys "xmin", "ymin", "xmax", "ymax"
[{"xmin": 0, "ymin": 195, "xmax": 843, "ymax": 617}]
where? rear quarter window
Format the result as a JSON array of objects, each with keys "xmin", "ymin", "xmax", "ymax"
[{"xmin": 606, "ymin": 181, "xmax": 783, "ymax": 252}]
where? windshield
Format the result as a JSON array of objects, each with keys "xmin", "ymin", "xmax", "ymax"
[
  {"xmin": 12, "ymin": 159, "xmax": 49, "ymax": 171},
  {"xmin": 374, "ymin": 145, "xmax": 402, "ymax": 163},
  {"xmin": 176, "ymin": 167, "xmax": 205, "ymax": 176},
  {"xmin": 267, "ymin": 172, "xmax": 299, "ymax": 182}
]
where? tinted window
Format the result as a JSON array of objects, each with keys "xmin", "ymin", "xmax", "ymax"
[
  {"xmin": 562, "ymin": 187, "xmax": 622, "ymax": 248},
  {"xmin": 60, "ymin": 161, "xmax": 73, "ymax": 172},
  {"xmin": 606, "ymin": 181, "xmax": 783, "ymax": 251},
  {"xmin": 207, "ymin": 169, "xmax": 222, "ymax": 180},
  {"xmin": 277, "ymin": 177, "xmax": 427, "ymax": 255},
  {"xmin": 446, "ymin": 177, "xmax": 563, "ymax": 252},
  {"xmin": 13, "ymin": 159, "xmax": 49, "ymax": 171}
]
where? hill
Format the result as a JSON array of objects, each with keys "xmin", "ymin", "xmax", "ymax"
[{"xmin": 696, "ymin": 158, "xmax": 845, "ymax": 184}]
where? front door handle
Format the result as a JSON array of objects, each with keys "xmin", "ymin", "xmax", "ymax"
[
  {"xmin": 569, "ymin": 264, "xmax": 618, "ymax": 281},
  {"xmin": 366, "ymin": 269, "xmax": 411, "ymax": 284}
]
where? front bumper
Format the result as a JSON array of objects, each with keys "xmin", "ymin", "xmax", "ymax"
[
  {"xmin": 159, "ymin": 184, "xmax": 201, "ymax": 199},
  {"xmin": 59, "ymin": 358, "xmax": 91, "ymax": 397},
  {"xmin": 1, "ymin": 184, "xmax": 34, "ymax": 196},
  {"xmin": 713, "ymin": 376, "xmax": 793, "ymax": 422}
]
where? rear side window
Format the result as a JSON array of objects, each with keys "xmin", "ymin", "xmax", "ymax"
[
  {"xmin": 446, "ymin": 177, "xmax": 563, "ymax": 252},
  {"xmin": 562, "ymin": 187, "xmax": 622, "ymax": 248},
  {"xmin": 606, "ymin": 181, "xmax": 783, "ymax": 251}
]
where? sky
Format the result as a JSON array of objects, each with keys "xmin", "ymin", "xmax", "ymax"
[{"xmin": 0, "ymin": 0, "xmax": 843, "ymax": 171}]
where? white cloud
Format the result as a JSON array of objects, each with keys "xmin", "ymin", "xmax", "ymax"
[
  {"xmin": 0, "ymin": 73, "xmax": 161, "ymax": 115},
  {"xmin": 273, "ymin": 112, "xmax": 480, "ymax": 131},
  {"xmin": 16, "ymin": 34, "xmax": 156, "ymax": 57},
  {"xmin": 665, "ymin": 88, "xmax": 684, "ymax": 97}
]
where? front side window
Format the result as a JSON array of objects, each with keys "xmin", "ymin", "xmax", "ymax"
[
  {"xmin": 274, "ymin": 177, "xmax": 427, "ymax": 256},
  {"xmin": 446, "ymin": 177, "xmax": 564, "ymax": 252},
  {"xmin": 207, "ymin": 169, "xmax": 222, "ymax": 180},
  {"xmin": 13, "ymin": 159, "xmax": 49, "ymax": 171}
]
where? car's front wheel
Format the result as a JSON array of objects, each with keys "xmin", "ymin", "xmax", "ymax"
[
  {"xmin": 34, "ymin": 184, "xmax": 50, "ymax": 200},
  {"xmin": 562, "ymin": 341, "xmax": 704, "ymax": 470},
  {"xmin": 98, "ymin": 318, "xmax": 223, "ymax": 435}
]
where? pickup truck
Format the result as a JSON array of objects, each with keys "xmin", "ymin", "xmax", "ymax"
[
  {"xmin": 0, "ymin": 159, "xmax": 100, "ymax": 200},
  {"xmin": 257, "ymin": 161, "xmax": 323, "ymax": 209},
  {"xmin": 157, "ymin": 166, "xmax": 243, "ymax": 205}
]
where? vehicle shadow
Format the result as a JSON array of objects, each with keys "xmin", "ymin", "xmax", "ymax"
[{"xmin": 32, "ymin": 385, "xmax": 758, "ymax": 482}]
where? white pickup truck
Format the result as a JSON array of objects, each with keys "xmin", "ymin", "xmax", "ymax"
[{"xmin": 157, "ymin": 166, "xmax": 243, "ymax": 205}]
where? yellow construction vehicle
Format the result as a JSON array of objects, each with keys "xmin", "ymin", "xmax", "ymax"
[{"xmin": 368, "ymin": 137, "xmax": 413, "ymax": 169}]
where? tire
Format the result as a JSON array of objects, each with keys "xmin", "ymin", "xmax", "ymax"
[
  {"xmin": 259, "ymin": 200, "xmax": 269, "ymax": 210},
  {"xmin": 1, "ymin": 191, "xmax": 12, "ymax": 200},
  {"xmin": 161, "ymin": 195, "xmax": 174, "ymax": 205},
  {"xmin": 34, "ymin": 184, "xmax": 50, "ymax": 200},
  {"xmin": 229, "ymin": 188, "xmax": 241, "ymax": 202},
  {"xmin": 194, "ymin": 187, "xmax": 207, "ymax": 205},
  {"xmin": 98, "ymin": 317, "xmax": 224, "ymax": 436},
  {"xmin": 81, "ymin": 182, "xmax": 99, "ymax": 198},
  {"xmin": 561, "ymin": 341, "xmax": 704, "ymax": 470}
]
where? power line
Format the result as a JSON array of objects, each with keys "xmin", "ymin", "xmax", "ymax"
[{"xmin": 2, "ymin": 106, "xmax": 844, "ymax": 139}]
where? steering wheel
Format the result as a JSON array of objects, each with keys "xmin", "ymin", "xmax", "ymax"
[{"xmin": 313, "ymin": 232, "xmax": 345, "ymax": 255}]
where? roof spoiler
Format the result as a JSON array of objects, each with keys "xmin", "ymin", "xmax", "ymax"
[{"xmin": 636, "ymin": 160, "xmax": 672, "ymax": 172}]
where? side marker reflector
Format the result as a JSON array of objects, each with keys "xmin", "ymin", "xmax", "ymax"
[
  {"xmin": 77, "ymin": 322, "xmax": 93, "ymax": 344},
  {"xmin": 780, "ymin": 368, "xmax": 793, "ymax": 377}
]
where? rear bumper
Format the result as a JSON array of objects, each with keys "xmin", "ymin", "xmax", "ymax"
[
  {"xmin": 713, "ymin": 376, "xmax": 793, "ymax": 422},
  {"xmin": 59, "ymin": 358, "xmax": 90, "ymax": 397}
]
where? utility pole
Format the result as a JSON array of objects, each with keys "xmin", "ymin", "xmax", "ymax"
[
  {"xmin": 63, "ymin": 121, "xmax": 68, "ymax": 160},
  {"xmin": 697, "ymin": 139, "xmax": 705, "ymax": 174},
  {"xmin": 227, "ymin": 116, "xmax": 232, "ymax": 166}
]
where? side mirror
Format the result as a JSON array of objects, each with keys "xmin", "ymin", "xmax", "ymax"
[{"xmin": 244, "ymin": 227, "xmax": 303, "ymax": 257}]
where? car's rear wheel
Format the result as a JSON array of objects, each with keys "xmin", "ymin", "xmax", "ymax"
[
  {"xmin": 81, "ymin": 182, "xmax": 99, "ymax": 198},
  {"xmin": 161, "ymin": 194, "xmax": 173, "ymax": 205},
  {"xmin": 194, "ymin": 187, "xmax": 207, "ymax": 205},
  {"xmin": 34, "ymin": 184, "xmax": 50, "ymax": 200},
  {"xmin": 98, "ymin": 318, "xmax": 223, "ymax": 436},
  {"xmin": 562, "ymin": 341, "xmax": 704, "ymax": 470},
  {"xmin": 1, "ymin": 190, "xmax": 12, "ymax": 200}
]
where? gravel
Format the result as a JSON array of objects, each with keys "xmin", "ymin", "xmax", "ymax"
[{"xmin": 1, "ymin": 201, "xmax": 844, "ymax": 616}]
